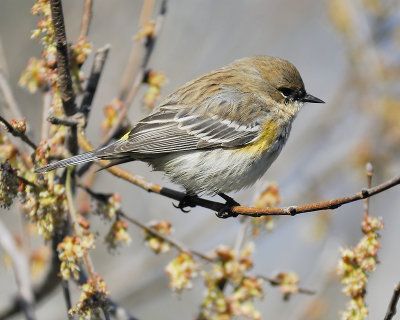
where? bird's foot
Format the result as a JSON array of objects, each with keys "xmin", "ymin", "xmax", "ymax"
[
  {"xmin": 215, "ymin": 193, "xmax": 240, "ymax": 219},
  {"xmin": 173, "ymin": 194, "xmax": 198, "ymax": 213}
]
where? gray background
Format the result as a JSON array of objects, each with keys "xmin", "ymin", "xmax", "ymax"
[{"xmin": 0, "ymin": 1, "xmax": 399, "ymax": 319}]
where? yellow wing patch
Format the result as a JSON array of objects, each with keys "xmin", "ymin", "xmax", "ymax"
[
  {"xmin": 239, "ymin": 120, "xmax": 280, "ymax": 155},
  {"xmin": 118, "ymin": 131, "xmax": 131, "ymax": 141}
]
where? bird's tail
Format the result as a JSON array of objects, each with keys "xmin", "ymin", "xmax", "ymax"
[{"xmin": 35, "ymin": 151, "xmax": 99, "ymax": 173}]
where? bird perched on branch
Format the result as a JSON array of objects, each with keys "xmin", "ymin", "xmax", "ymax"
[{"xmin": 36, "ymin": 56, "xmax": 324, "ymax": 211}]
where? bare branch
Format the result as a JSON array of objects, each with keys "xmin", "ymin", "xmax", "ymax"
[
  {"xmin": 77, "ymin": 130, "xmax": 400, "ymax": 218},
  {"xmin": 77, "ymin": 270, "xmax": 139, "ymax": 320},
  {"xmin": 364, "ymin": 162, "xmax": 373, "ymax": 215},
  {"xmin": 118, "ymin": 0, "xmax": 156, "ymax": 101},
  {"xmin": 47, "ymin": 113, "xmax": 85, "ymax": 127},
  {"xmin": 65, "ymin": 168, "xmax": 98, "ymax": 290},
  {"xmin": 0, "ymin": 71, "xmax": 25, "ymax": 122},
  {"xmin": 79, "ymin": 44, "xmax": 111, "ymax": 122},
  {"xmin": 41, "ymin": 91, "xmax": 51, "ymax": 141},
  {"xmin": 50, "ymin": 0, "xmax": 78, "ymax": 155},
  {"xmin": 79, "ymin": 0, "xmax": 93, "ymax": 40},
  {"xmin": 0, "ymin": 36, "xmax": 26, "ymax": 123},
  {"xmin": 50, "ymin": 0, "xmax": 76, "ymax": 117},
  {"xmin": 0, "ymin": 220, "xmax": 36, "ymax": 320},
  {"xmin": 384, "ymin": 282, "xmax": 400, "ymax": 320},
  {"xmin": 107, "ymin": 0, "xmax": 169, "ymax": 145},
  {"xmin": 231, "ymin": 175, "xmax": 400, "ymax": 217},
  {"xmin": 259, "ymin": 275, "xmax": 315, "ymax": 296},
  {"xmin": 119, "ymin": 211, "xmax": 213, "ymax": 262},
  {"xmin": 0, "ymin": 115, "xmax": 37, "ymax": 150},
  {"xmin": 60, "ymin": 280, "xmax": 73, "ymax": 319}
]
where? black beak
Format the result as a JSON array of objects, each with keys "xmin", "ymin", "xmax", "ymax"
[{"xmin": 301, "ymin": 93, "xmax": 325, "ymax": 104}]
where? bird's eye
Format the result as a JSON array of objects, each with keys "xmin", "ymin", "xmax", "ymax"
[{"xmin": 278, "ymin": 87, "xmax": 295, "ymax": 98}]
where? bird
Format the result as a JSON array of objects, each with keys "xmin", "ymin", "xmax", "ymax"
[{"xmin": 36, "ymin": 56, "xmax": 324, "ymax": 211}]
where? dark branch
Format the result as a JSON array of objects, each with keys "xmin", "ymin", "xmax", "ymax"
[
  {"xmin": 79, "ymin": 44, "xmax": 111, "ymax": 123},
  {"xmin": 47, "ymin": 114, "xmax": 85, "ymax": 127},
  {"xmin": 384, "ymin": 282, "xmax": 400, "ymax": 320},
  {"xmin": 50, "ymin": 0, "xmax": 78, "ymax": 156},
  {"xmin": 259, "ymin": 275, "xmax": 315, "ymax": 296},
  {"xmin": 60, "ymin": 280, "xmax": 73, "ymax": 319},
  {"xmin": 50, "ymin": 0, "xmax": 76, "ymax": 117},
  {"xmin": 78, "ymin": 130, "xmax": 400, "ymax": 218},
  {"xmin": 0, "ymin": 115, "xmax": 37, "ymax": 150},
  {"xmin": 77, "ymin": 270, "xmax": 139, "ymax": 320}
]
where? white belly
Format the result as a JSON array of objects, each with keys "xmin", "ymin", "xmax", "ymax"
[{"xmin": 150, "ymin": 136, "xmax": 287, "ymax": 195}]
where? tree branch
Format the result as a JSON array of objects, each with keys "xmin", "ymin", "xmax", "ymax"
[
  {"xmin": 77, "ymin": 270, "xmax": 139, "ymax": 320},
  {"xmin": 50, "ymin": 0, "xmax": 78, "ymax": 155},
  {"xmin": 0, "ymin": 115, "xmax": 37, "ymax": 150},
  {"xmin": 119, "ymin": 211, "xmax": 213, "ymax": 262},
  {"xmin": 105, "ymin": 0, "xmax": 168, "ymax": 146},
  {"xmin": 384, "ymin": 282, "xmax": 400, "ymax": 320},
  {"xmin": 50, "ymin": 0, "xmax": 76, "ymax": 117},
  {"xmin": 79, "ymin": 44, "xmax": 110, "ymax": 123},
  {"xmin": 77, "ymin": 129, "xmax": 400, "ymax": 218},
  {"xmin": 259, "ymin": 275, "xmax": 315, "ymax": 296},
  {"xmin": 47, "ymin": 113, "xmax": 85, "ymax": 127},
  {"xmin": 0, "ymin": 220, "xmax": 36, "ymax": 320},
  {"xmin": 65, "ymin": 168, "xmax": 98, "ymax": 290},
  {"xmin": 60, "ymin": 280, "xmax": 73, "ymax": 319},
  {"xmin": 79, "ymin": 0, "xmax": 93, "ymax": 40}
]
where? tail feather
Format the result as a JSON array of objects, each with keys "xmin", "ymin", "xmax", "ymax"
[{"xmin": 35, "ymin": 151, "xmax": 99, "ymax": 173}]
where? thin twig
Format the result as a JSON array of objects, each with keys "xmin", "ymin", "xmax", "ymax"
[
  {"xmin": 78, "ymin": 270, "xmax": 139, "ymax": 320},
  {"xmin": 0, "ymin": 220, "xmax": 36, "ymax": 320},
  {"xmin": 106, "ymin": 0, "xmax": 168, "ymax": 145},
  {"xmin": 118, "ymin": 0, "xmax": 156, "ymax": 101},
  {"xmin": 41, "ymin": 91, "xmax": 51, "ymax": 141},
  {"xmin": 0, "ymin": 115, "xmax": 37, "ymax": 150},
  {"xmin": 364, "ymin": 162, "xmax": 373, "ymax": 215},
  {"xmin": 107, "ymin": 299, "xmax": 138, "ymax": 320},
  {"xmin": 122, "ymin": 0, "xmax": 168, "ymax": 109},
  {"xmin": 16, "ymin": 175, "xmax": 42, "ymax": 191},
  {"xmin": 384, "ymin": 282, "xmax": 400, "ymax": 320},
  {"xmin": 77, "ymin": 130, "xmax": 400, "ymax": 218},
  {"xmin": 231, "ymin": 175, "xmax": 400, "ymax": 217},
  {"xmin": 60, "ymin": 280, "xmax": 73, "ymax": 319},
  {"xmin": 79, "ymin": 0, "xmax": 93, "ymax": 40},
  {"xmin": 47, "ymin": 114, "xmax": 85, "ymax": 127},
  {"xmin": 0, "ymin": 71, "xmax": 25, "ymax": 122},
  {"xmin": 79, "ymin": 44, "xmax": 111, "ymax": 122},
  {"xmin": 258, "ymin": 275, "xmax": 315, "ymax": 296},
  {"xmin": 119, "ymin": 211, "xmax": 213, "ymax": 262},
  {"xmin": 0, "ymin": 223, "xmax": 67, "ymax": 320},
  {"xmin": 65, "ymin": 167, "xmax": 98, "ymax": 291},
  {"xmin": 102, "ymin": 308, "xmax": 111, "ymax": 320}
]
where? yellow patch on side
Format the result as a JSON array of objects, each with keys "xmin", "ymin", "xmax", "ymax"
[
  {"xmin": 239, "ymin": 120, "xmax": 280, "ymax": 155},
  {"xmin": 118, "ymin": 131, "xmax": 131, "ymax": 141}
]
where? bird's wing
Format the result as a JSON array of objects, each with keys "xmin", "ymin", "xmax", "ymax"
[{"xmin": 96, "ymin": 90, "xmax": 270, "ymax": 157}]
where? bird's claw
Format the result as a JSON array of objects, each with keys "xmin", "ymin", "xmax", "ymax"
[
  {"xmin": 173, "ymin": 202, "xmax": 191, "ymax": 213},
  {"xmin": 173, "ymin": 194, "xmax": 198, "ymax": 213},
  {"xmin": 215, "ymin": 193, "xmax": 240, "ymax": 219}
]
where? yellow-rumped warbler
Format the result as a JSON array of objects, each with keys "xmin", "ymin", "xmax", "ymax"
[{"xmin": 36, "ymin": 56, "xmax": 324, "ymax": 197}]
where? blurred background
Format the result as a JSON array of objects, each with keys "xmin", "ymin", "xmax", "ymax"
[{"xmin": 0, "ymin": 0, "xmax": 399, "ymax": 319}]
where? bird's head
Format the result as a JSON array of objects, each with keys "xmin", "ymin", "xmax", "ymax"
[{"xmin": 243, "ymin": 56, "xmax": 324, "ymax": 114}]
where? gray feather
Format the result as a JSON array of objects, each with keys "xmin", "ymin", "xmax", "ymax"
[{"xmin": 35, "ymin": 151, "xmax": 99, "ymax": 173}]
